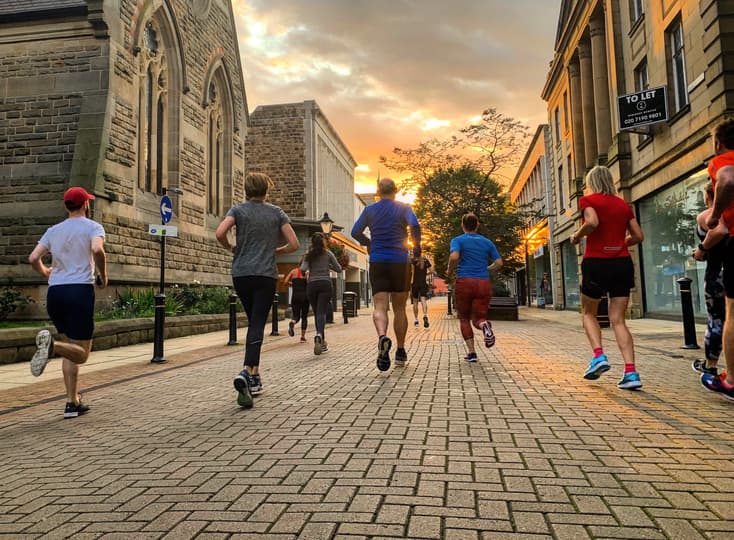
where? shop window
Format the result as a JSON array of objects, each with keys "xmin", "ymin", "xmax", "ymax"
[
  {"xmin": 630, "ymin": 0, "xmax": 644, "ymax": 23},
  {"xmin": 634, "ymin": 58, "xmax": 651, "ymax": 143},
  {"xmin": 561, "ymin": 240, "xmax": 580, "ymax": 309},
  {"xmin": 638, "ymin": 170, "xmax": 708, "ymax": 317}
]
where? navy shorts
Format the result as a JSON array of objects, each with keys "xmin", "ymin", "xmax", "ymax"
[
  {"xmin": 580, "ymin": 257, "xmax": 634, "ymax": 299},
  {"xmin": 370, "ymin": 262, "xmax": 411, "ymax": 294},
  {"xmin": 46, "ymin": 284, "xmax": 95, "ymax": 340}
]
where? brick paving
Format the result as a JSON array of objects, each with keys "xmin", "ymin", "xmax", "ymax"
[{"xmin": 1, "ymin": 304, "xmax": 733, "ymax": 539}]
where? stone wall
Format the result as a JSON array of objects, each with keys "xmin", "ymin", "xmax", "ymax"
[{"xmin": 246, "ymin": 104, "xmax": 307, "ymax": 217}]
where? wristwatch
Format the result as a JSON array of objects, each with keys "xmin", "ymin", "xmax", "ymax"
[{"xmin": 698, "ymin": 243, "xmax": 708, "ymax": 252}]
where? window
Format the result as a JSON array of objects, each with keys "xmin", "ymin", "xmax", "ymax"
[
  {"xmin": 207, "ymin": 82, "xmax": 223, "ymax": 215},
  {"xmin": 558, "ymin": 164, "xmax": 565, "ymax": 212},
  {"xmin": 563, "ymin": 91, "xmax": 569, "ymax": 131},
  {"xmin": 634, "ymin": 59, "xmax": 651, "ymax": 142},
  {"xmin": 667, "ymin": 17, "xmax": 688, "ymax": 113},
  {"xmin": 138, "ymin": 22, "xmax": 167, "ymax": 195},
  {"xmin": 554, "ymin": 107, "xmax": 561, "ymax": 143},
  {"xmin": 567, "ymin": 154, "xmax": 573, "ymax": 201},
  {"xmin": 630, "ymin": 0, "xmax": 644, "ymax": 22}
]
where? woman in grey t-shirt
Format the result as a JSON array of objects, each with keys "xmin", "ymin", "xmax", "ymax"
[
  {"xmin": 301, "ymin": 233, "xmax": 342, "ymax": 355},
  {"xmin": 216, "ymin": 173, "xmax": 299, "ymax": 408}
]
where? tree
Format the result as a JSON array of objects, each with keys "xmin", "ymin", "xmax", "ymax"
[
  {"xmin": 413, "ymin": 166, "xmax": 525, "ymax": 281},
  {"xmin": 380, "ymin": 108, "xmax": 531, "ymax": 280}
]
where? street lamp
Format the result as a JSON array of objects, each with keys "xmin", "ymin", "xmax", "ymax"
[{"xmin": 319, "ymin": 212, "xmax": 334, "ymax": 236}]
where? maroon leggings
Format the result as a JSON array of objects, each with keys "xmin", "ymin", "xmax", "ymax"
[{"xmin": 454, "ymin": 277, "xmax": 492, "ymax": 340}]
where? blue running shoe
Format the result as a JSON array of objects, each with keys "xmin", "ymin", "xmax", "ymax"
[
  {"xmin": 233, "ymin": 370, "xmax": 253, "ymax": 408},
  {"xmin": 618, "ymin": 371, "xmax": 642, "ymax": 390},
  {"xmin": 583, "ymin": 354, "xmax": 610, "ymax": 380},
  {"xmin": 701, "ymin": 371, "xmax": 734, "ymax": 401}
]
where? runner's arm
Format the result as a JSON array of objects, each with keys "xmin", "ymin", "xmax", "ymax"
[
  {"xmin": 625, "ymin": 218, "xmax": 644, "ymax": 246},
  {"xmin": 711, "ymin": 165, "xmax": 734, "ymax": 223},
  {"xmin": 215, "ymin": 216, "xmax": 236, "ymax": 252},
  {"xmin": 92, "ymin": 236, "xmax": 108, "ymax": 287},
  {"xmin": 570, "ymin": 207, "xmax": 598, "ymax": 244},
  {"xmin": 28, "ymin": 244, "xmax": 51, "ymax": 280},
  {"xmin": 351, "ymin": 212, "xmax": 371, "ymax": 251},
  {"xmin": 276, "ymin": 223, "xmax": 300, "ymax": 255}
]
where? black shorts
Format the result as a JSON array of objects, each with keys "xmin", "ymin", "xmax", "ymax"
[
  {"xmin": 411, "ymin": 284, "xmax": 428, "ymax": 299},
  {"xmin": 580, "ymin": 257, "xmax": 634, "ymax": 299},
  {"xmin": 370, "ymin": 262, "xmax": 411, "ymax": 294},
  {"xmin": 46, "ymin": 284, "xmax": 95, "ymax": 340}
]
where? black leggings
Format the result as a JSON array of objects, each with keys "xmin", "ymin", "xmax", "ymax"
[
  {"xmin": 291, "ymin": 294, "xmax": 309, "ymax": 331},
  {"xmin": 233, "ymin": 275, "xmax": 276, "ymax": 368},
  {"xmin": 307, "ymin": 280, "xmax": 332, "ymax": 339}
]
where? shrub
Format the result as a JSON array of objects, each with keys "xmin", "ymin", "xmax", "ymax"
[
  {"xmin": 97, "ymin": 284, "xmax": 234, "ymax": 320},
  {"xmin": 0, "ymin": 287, "xmax": 32, "ymax": 322}
]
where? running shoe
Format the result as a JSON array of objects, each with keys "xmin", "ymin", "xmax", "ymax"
[
  {"xmin": 464, "ymin": 352, "xmax": 477, "ymax": 363},
  {"xmin": 583, "ymin": 354, "xmax": 610, "ymax": 380},
  {"xmin": 63, "ymin": 400, "xmax": 90, "ymax": 419},
  {"xmin": 233, "ymin": 370, "xmax": 254, "ymax": 408},
  {"xmin": 423, "ymin": 316, "xmax": 429, "ymax": 328},
  {"xmin": 377, "ymin": 335, "xmax": 392, "ymax": 371},
  {"xmin": 414, "ymin": 319, "xmax": 419, "ymax": 327},
  {"xmin": 30, "ymin": 329, "xmax": 54, "ymax": 377},
  {"xmin": 701, "ymin": 371, "xmax": 734, "ymax": 401},
  {"xmin": 692, "ymin": 359, "xmax": 718, "ymax": 376},
  {"xmin": 395, "ymin": 347, "xmax": 407, "ymax": 366},
  {"xmin": 482, "ymin": 321, "xmax": 495, "ymax": 348},
  {"xmin": 618, "ymin": 371, "xmax": 642, "ymax": 390},
  {"xmin": 288, "ymin": 321, "xmax": 295, "ymax": 337},
  {"xmin": 314, "ymin": 335, "xmax": 323, "ymax": 355},
  {"xmin": 322, "ymin": 342, "xmax": 329, "ymax": 353},
  {"xmin": 250, "ymin": 374, "xmax": 263, "ymax": 395}
]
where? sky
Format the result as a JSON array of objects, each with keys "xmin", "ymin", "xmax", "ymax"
[{"xmin": 232, "ymin": 0, "xmax": 562, "ymax": 194}]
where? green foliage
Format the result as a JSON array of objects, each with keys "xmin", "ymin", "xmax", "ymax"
[
  {"xmin": 413, "ymin": 166, "xmax": 525, "ymax": 281},
  {"xmin": 0, "ymin": 287, "xmax": 32, "ymax": 322},
  {"xmin": 96, "ymin": 284, "xmax": 235, "ymax": 320}
]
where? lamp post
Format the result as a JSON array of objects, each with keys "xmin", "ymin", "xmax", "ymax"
[{"xmin": 319, "ymin": 212, "xmax": 334, "ymax": 236}]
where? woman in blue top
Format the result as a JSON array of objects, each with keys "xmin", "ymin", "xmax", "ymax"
[{"xmin": 447, "ymin": 213, "xmax": 503, "ymax": 362}]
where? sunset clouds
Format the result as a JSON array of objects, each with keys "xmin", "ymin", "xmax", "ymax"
[{"xmin": 232, "ymin": 0, "xmax": 560, "ymax": 192}]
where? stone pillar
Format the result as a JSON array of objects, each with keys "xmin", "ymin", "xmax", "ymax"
[
  {"xmin": 578, "ymin": 39, "xmax": 597, "ymax": 169},
  {"xmin": 568, "ymin": 60, "xmax": 585, "ymax": 183},
  {"xmin": 590, "ymin": 15, "xmax": 612, "ymax": 159}
]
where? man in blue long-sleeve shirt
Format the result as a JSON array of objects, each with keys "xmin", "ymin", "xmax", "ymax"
[{"xmin": 352, "ymin": 178, "xmax": 422, "ymax": 371}]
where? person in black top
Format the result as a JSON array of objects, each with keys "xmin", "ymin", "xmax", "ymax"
[
  {"xmin": 411, "ymin": 255, "xmax": 432, "ymax": 328},
  {"xmin": 283, "ymin": 255, "xmax": 309, "ymax": 343},
  {"xmin": 692, "ymin": 182, "xmax": 729, "ymax": 375}
]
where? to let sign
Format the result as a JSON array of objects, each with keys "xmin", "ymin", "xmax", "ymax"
[{"xmin": 617, "ymin": 86, "xmax": 668, "ymax": 130}]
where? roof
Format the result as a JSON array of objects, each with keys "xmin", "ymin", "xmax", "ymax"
[{"xmin": 0, "ymin": 0, "xmax": 87, "ymax": 22}]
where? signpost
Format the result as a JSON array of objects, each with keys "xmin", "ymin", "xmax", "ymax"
[
  {"xmin": 617, "ymin": 85, "xmax": 668, "ymax": 132},
  {"xmin": 150, "ymin": 187, "xmax": 182, "ymax": 364}
]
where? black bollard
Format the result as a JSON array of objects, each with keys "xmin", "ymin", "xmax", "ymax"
[
  {"xmin": 447, "ymin": 288, "xmax": 453, "ymax": 316},
  {"xmin": 342, "ymin": 295, "xmax": 349, "ymax": 324},
  {"xmin": 227, "ymin": 293, "xmax": 238, "ymax": 346},
  {"xmin": 270, "ymin": 292, "xmax": 280, "ymax": 336},
  {"xmin": 677, "ymin": 277, "xmax": 700, "ymax": 349},
  {"xmin": 151, "ymin": 293, "xmax": 167, "ymax": 363}
]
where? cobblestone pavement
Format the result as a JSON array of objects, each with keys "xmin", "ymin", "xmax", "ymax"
[{"xmin": 1, "ymin": 305, "xmax": 733, "ymax": 539}]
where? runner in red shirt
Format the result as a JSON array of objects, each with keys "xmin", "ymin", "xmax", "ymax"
[
  {"xmin": 570, "ymin": 165, "xmax": 644, "ymax": 389},
  {"xmin": 701, "ymin": 118, "xmax": 734, "ymax": 401}
]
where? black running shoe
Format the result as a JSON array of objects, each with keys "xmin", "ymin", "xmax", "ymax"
[
  {"xmin": 395, "ymin": 347, "xmax": 407, "ymax": 366},
  {"xmin": 314, "ymin": 335, "xmax": 323, "ymax": 355},
  {"xmin": 288, "ymin": 321, "xmax": 295, "ymax": 337},
  {"xmin": 63, "ymin": 398, "xmax": 90, "ymax": 419},
  {"xmin": 377, "ymin": 335, "xmax": 392, "ymax": 371},
  {"xmin": 692, "ymin": 359, "xmax": 717, "ymax": 376},
  {"xmin": 423, "ymin": 316, "xmax": 429, "ymax": 328}
]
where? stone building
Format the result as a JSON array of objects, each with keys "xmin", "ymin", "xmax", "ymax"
[
  {"xmin": 245, "ymin": 100, "xmax": 369, "ymax": 306},
  {"xmin": 509, "ymin": 125, "xmax": 559, "ymax": 308},
  {"xmin": 0, "ymin": 0, "xmax": 248, "ymax": 307},
  {"xmin": 541, "ymin": 0, "xmax": 734, "ymax": 319}
]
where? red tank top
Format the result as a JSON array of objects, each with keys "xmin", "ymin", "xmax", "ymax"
[{"xmin": 708, "ymin": 151, "xmax": 734, "ymax": 234}]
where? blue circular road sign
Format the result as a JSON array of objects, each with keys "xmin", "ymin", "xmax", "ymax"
[{"xmin": 160, "ymin": 195, "xmax": 173, "ymax": 224}]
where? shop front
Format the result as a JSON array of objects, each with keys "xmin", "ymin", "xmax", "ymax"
[
  {"xmin": 637, "ymin": 169, "xmax": 708, "ymax": 319},
  {"xmin": 560, "ymin": 239, "xmax": 580, "ymax": 310}
]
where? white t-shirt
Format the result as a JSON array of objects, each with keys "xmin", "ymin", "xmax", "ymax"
[{"xmin": 39, "ymin": 217, "xmax": 105, "ymax": 286}]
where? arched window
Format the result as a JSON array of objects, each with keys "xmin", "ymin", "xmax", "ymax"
[
  {"xmin": 207, "ymin": 81, "xmax": 223, "ymax": 214},
  {"xmin": 138, "ymin": 21, "xmax": 168, "ymax": 195},
  {"xmin": 205, "ymin": 66, "xmax": 233, "ymax": 216}
]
